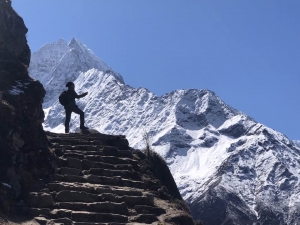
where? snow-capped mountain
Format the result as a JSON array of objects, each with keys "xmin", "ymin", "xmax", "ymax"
[
  {"xmin": 29, "ymin": 38, "xmax": 123, "ymax": 108},
  {"xmin": 29, "ymin": 39, "xmax": 300, "ymax": 225}
]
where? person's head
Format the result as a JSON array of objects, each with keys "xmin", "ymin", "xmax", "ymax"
[{"xmin": 66, "ymin": 82, "xmax": 75, "ymax": 90}]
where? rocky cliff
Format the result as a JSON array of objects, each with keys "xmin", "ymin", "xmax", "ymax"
[{"xmin": 0, "ymin": 0, "xmax": 54, "ymax": 215}]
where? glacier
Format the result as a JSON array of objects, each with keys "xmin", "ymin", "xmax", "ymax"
[{"xmin": 29, "ymin": 38, "xmax": 300, "ymax": 225}]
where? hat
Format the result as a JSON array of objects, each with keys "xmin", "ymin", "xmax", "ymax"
[{"xmin": 66, "ymin": 82, "xmax": 74, "ymax": 88}]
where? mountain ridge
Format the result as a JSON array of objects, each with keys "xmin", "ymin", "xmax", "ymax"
[{"xmin": 29, "ymin": 38, "xmax": 300, "ymax": 224}]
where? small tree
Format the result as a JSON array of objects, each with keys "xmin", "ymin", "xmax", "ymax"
[{"xmin": 142, "ymin": 127, "xmax": 153, "ymax": 158}]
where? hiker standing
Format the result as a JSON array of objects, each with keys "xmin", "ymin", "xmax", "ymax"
[{"xmin": 63, "ymin": 82, "xmax": 89, "ymax": 133}]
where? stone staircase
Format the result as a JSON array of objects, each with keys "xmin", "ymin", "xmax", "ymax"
[{"xmin": 20, "ymin": 131, "xmax": 194, "ymax": 225}]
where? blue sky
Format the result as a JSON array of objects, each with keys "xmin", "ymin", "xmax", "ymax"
[{"xmin": 13, "ymin": 1, "xmax": 300, "ymax": 140}]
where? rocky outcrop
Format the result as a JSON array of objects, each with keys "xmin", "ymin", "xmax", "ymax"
[
  {"xmin": 0, "ymin": 1, "xmax": 53, "ymax": 215},
  {"xmin": 19, "ymin": 131, "xmax": 194, "ymax": 224}
]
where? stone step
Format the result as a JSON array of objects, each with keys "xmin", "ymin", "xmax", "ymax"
[
  {"xmin": 47, "ymin": 182, "xmax": 144, "ymax": 197},
  {"xmin": 63, "ymin": 157, "xmax": 134, "ymax": 171},
  {"xmin": 53, "ymin": 174, "xmax": 147, "ymax": 189},
  {"xmin": 49, "ymin": 138, "xmax": 91, "ymax": 145},
  {"xmin": 35, "ymin": 217, "xmax": 74, "ymax": 225},
  {"xmin": 25, "ymin": 192, "xmax": 54, "ymax": 208},
  {"xmin": 46, "ymin": 132, "xmax": 124, "ymax": 139},
  {"xmin": 51, "ymin": 217, "xmax": 74, "ymax": 225},
  {"xmin": 54, "ymin": 174, "xmax": 85, "ymax": 183},
  {"xmin": 64, "ymin": 152, "xmax": 86, "ymax": 160},
  {"xmin": 54, "ymin": 202, "xmax": 129, "ymax": 215},
  {"xmin": 22, "ymin": 207, "xmax": 51, "ymax": 217},
  {"xmin": 130, "ymin": 214, "xmax": 159, "ymax": 224},
  {"xmin": 84, "ymin": 168, "xmax": 141, "ymax": 181},
  {"xmin": 63, "ymin": 150, "xmax": 134, "ymax": 159},
  {"xmin": 84, "ymin": 155, "xmax": 138, "ymax": 166},
  {"xmin": 34, "ymin": 216, "xmax": 159, "ymax": 225},
  {"xmin": 73, "ymin": 140, "xmax": 105, "ymax": 146},
  {"xmin": 52, "ymin": 190, "xmax": 153, "ymax": 207},
  {"xmin": 38, "ymin": 209, "xmax": 129, "ymax": 223},
  {"xmin": 48, "ymin": 138, "xmax": 103, "ymax": 146},
  {"xmin": 48, "ymin": 136, "xmax": 129, "ymax": 150},
  {"xmin": 47, "ymin": 135, "xmax": 97, "ymax": 140},
  {"xmin": 34, "ymin": 216, "xmax": 50, "ymax": 225},
  {"xmin": 53, "ymin": 190, "xmax": 118, "ymax": 203},
  {"xmin": 64, "ymin": 147, "xmax": 133, "ymax": 158},
  {"xmin": 46, "ymin": 132, "xmax": 125, "ymax": 141},
  {"xmin": 73, "ymin": 223, "xmax": 126, "ymax": 225},
  {"xmin": 71, "ymin": 211, "xmax": 128, "ymax": 223},
  {"xmin": 134, "ymin": 205, "xmax": 166, "ymax": 216},
  {"xmin": 57, "ymin": 168, "xmax": 137, "ymax": 178},
  {"xmin": 82, "ymin": 159, "xmax": 134, "ymax": 171},
  {"xmin": 55, "ymin": 145, "xmax": 102, "ymax": 151},
  {"xmin": 86, "ymin": 174, "xmax": 147, "ymax": 189},
  {"xmin": 58, "ymin": 167, "xmax": 83, "ymax": 176},
  {"xmin": 65, "ymin": 150, "xmax": 103, "ymax": 155},
  {"xmin": 65, "ymin": 153, "xmax": 131, "ymax": 161},
  {"xmin": 72, "ymin": 222, "xmax": 167, "ymax": 225}
]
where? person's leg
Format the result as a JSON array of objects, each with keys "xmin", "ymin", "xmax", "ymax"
[
  {"xmin": 65, "ymin": 109, "xmax": 72, "ymax": 133},
  {"xmin": 72, "ymin": 106, "xmax": 87, "ymax": 129}
]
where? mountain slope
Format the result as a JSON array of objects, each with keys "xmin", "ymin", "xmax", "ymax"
[{"xmin": 29, "ymin": 39, "xmax": 300, "ymax": 225}]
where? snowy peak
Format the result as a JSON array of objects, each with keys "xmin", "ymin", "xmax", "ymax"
[
  {"xmin": 30, "ymin": 38, "xmax": 123, "ymax": 80},
  {"xmin": 67, "ymin": 38, "xmax": 124, "ymax": 83},
  {"xmin": 68, "ymin": 38, "xmax": 109, "ymax": 73},
  {"xmin": 29, "ymin": 39, "xmax": 70, "ymax": 84},
  {"xmin": 29, "ymin": 38, "xmax": 124, "ymax": 107},
  {"xmin": 171, "ymin": 89, "xmax": 241, "ymax": 131}
]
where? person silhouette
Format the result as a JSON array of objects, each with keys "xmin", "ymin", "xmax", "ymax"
[{"xmin": 64, "ymin": 82, "xmax": 88, "ymax": 133}]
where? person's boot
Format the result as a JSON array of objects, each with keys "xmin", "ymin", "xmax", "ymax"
[
  {"xmin": 65, "ymin": 127, "xmax": 69, "ymax": 133},
  {"xmin": 80, "ymin": 125, "xmax": 89, "ymax": 130}
]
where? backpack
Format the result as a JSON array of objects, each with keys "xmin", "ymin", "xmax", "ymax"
[{"xmin": 59, "ymin": 91, "xmax": 69, "ymax": 106}]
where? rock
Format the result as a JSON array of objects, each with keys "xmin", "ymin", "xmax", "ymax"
[
  {"xmin": 75, "ymin": 129, "xmax": 100, "ymax": 134},
  {"xmin": 0, "ymin": 183, "xmax": 12, "ymax": 215},
  {"xmin": 165, "ymin": 212, "xmax": 195, "ymax": 225},
  {"xmin": 121, "ymin": 195, "xmax": 153, "ymax": 207},
  {"xmin": 59, "ymin": 167, "xmax": 82, "ymax": 176},
  {"xmin": 52, "ymin": 217, "xmax": 73, "ymax": 225},
  {"xmin": 34, "ymin": 216, "xmax": 48, "ymax": 225},
  {"xmin": 12, "ymin": 132, "xmax": 25, "ymax": 150},
  {"xmin": 0, "ymin": 0, "xmax": 30, "ymax": 66},
  {"xmin": 6, "ymin": 168, "xmax": 21, "ymax": 197},
  {"xmin": 55, "ymin": 190, "xmax": 96, "ymax": 203},
  {"xmin": 131, "ymin": 214, "xmax": 158, "ymax": 223},
  {"xmin": 67, "ymin": 157, "xmax": 82, "ymax": 169},
  {"xmin": 26, "ymin": 192, "xmax": 54, "ymax": 208},
  {"xmin": 135, "ymin": 205, "xmax": 166, "ymax": 216},
  {"xmin": 102, "ymin": 146, "xmax": 119, "ymax": 156}
]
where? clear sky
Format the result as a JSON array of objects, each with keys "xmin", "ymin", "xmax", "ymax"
[{"xmin": 12, "ymin": 0, "xmax": 300, "ymax": 140}]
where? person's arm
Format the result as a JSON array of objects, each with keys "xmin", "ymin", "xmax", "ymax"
[{"xmin": 74, "ymin": 91, "xmax": 88, "ymax": 99}]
